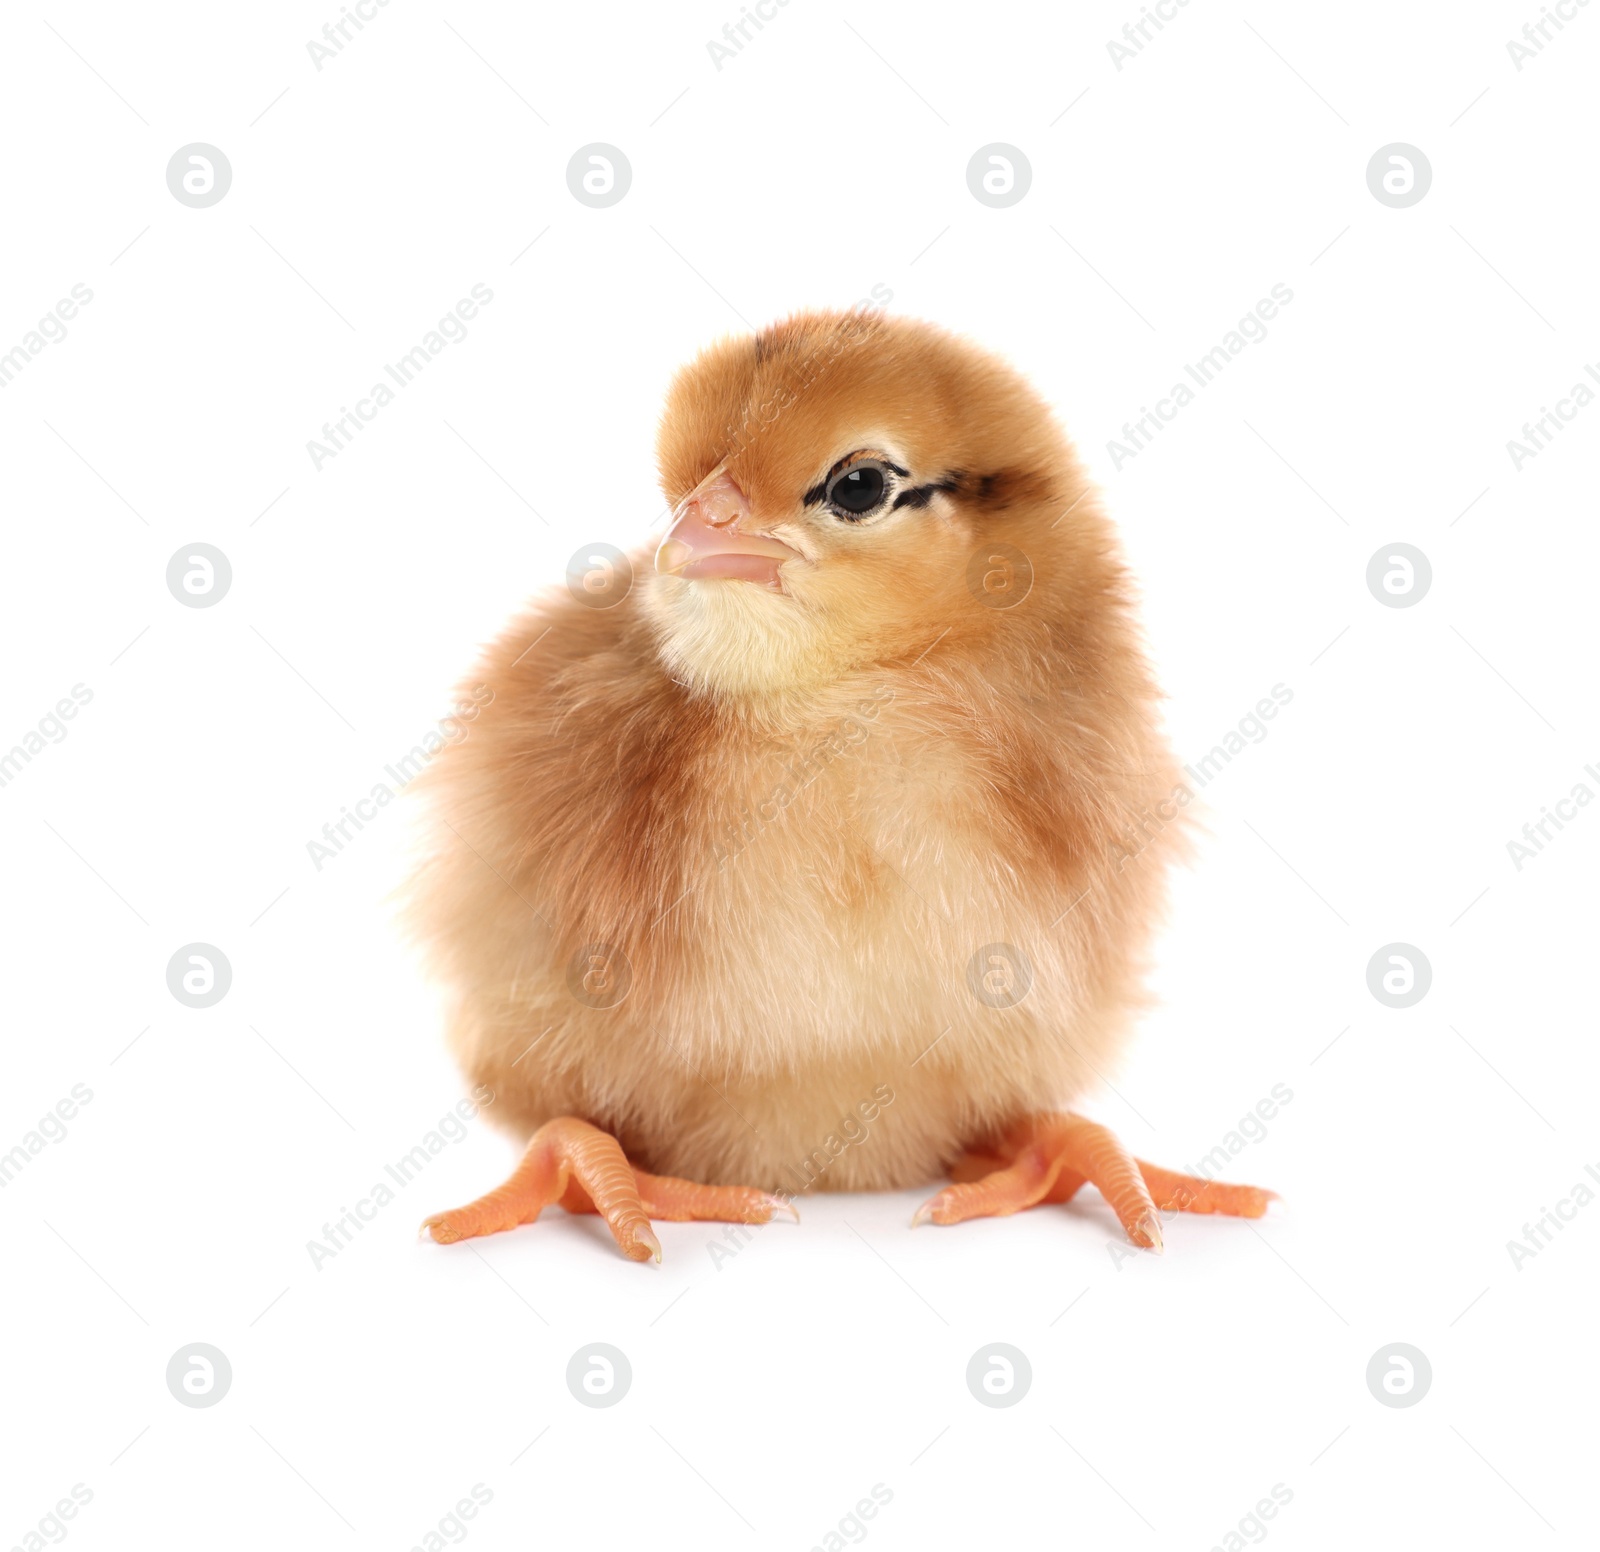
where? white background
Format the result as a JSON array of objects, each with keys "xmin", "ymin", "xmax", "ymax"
[{"xmin": 2, "ymin": 2, "xmax": 1597, "ymax": 1549}]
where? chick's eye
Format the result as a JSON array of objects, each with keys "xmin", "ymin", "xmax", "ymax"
[{"xmin": 827, "ymin": 463, "xmax": 887, "ymax": 518}]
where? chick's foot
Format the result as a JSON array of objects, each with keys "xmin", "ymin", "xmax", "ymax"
[
  {"xmin": 913, "ymin": 1113, "xmax": 1274, "ymax": 1252},
  {"xmin": 422, "ymin": 1116, "xmax": 795, "ymax": 1262}
]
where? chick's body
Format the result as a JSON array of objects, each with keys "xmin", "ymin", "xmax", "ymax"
[{"xmin": 409, "ymin": 310, "xmax": 1185, "ymax": 1199}]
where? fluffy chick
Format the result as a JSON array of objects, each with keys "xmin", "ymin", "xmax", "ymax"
[{"xmin": 408, "ymin": 308, "xmax": 1269, "ymax": 1260}]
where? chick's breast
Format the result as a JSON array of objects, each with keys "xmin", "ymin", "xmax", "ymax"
[{"xmin": 407, "ymin": 559, "xmax": 1182, "ymax": 1196}]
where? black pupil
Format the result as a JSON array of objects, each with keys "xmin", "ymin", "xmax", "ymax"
[{"xmin": 833, "ymin": 466, "xmax": 884, "ymax": 514}]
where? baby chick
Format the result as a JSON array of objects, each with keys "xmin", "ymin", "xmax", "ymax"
[{"xmin": 410, "ymin": 308, "xmax": 1270, "ymax": 1261}]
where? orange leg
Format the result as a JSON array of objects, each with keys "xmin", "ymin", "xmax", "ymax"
[
  {"xmin": 913, "ymin": 1113, "xmax": 1275, "ymax": 1252},
  {"xmin": 422, "ymin": 1116, "xmax": 795, "ymax": 1262}
]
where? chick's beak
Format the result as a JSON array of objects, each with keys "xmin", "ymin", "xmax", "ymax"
[{"xmin": 655, "ymin": 467, "xmax": 799, "ymax": 588}]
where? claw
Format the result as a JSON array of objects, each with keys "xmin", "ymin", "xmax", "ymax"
[
  {"xmin": 1132, "ymin": 1211, "xmax": 1165, "ymax": 1254},
  {"xmin": 766, "ymin": 1194, "xmax": 801, "ymax": 1224},
  {"xmin": 422, "ymin": 1214, "xmax": 462, "ymax": 1245}
]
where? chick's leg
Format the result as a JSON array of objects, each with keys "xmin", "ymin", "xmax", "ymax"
[
  {"xmin": 914, "ymin": 1113, "xmax": 1273, "ymax": 1252},
  {"xmin": 422, "ymin": 1116, "xmax": 792, "ymax": 1262}
]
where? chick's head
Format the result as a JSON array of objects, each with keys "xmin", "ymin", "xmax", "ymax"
[{"xmin": 647, "ymin": 309, "xmax": 1080, "ymax": 699}]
